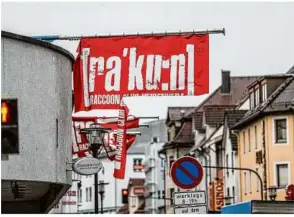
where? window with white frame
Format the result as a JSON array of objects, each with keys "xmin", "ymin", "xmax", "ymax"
[
  {"xmin": 255, "ymin": 88, "xmax": 260, "ymax": 106},
  {"xmin": 262, "ymin": 84, "xmax": 267, "ymax": 102},
  {"xmin": 244, "ymin": 172, "xmax": 247, "ymax": 194},
  {"xmin": 250, "ymin": 92, "xmax": 255, "ymax": 109},
  {"xmin": 248, "ymin": 128, "xmax": 251, "ymax": 152},
  {"xmin": 276, "ymin": 163, "xmax": 289, "ymax": 188},
  {"xmin": 274, "ymin": 118, "xmax": 287, "ymax": 144},
  {"xmin": 243, "ymin": 131, "xmax": 246, "ymax": 154},
  {"xmin": 254, "ymin": 125, "xmax": 258, "ymax": 149},
  {"xmin": 133, "ymin": 158, "xmax": 144, "ymax": 172}
]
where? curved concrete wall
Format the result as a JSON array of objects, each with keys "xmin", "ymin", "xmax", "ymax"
[{"xmin": 1, "ymin": 32, "xmax": 73, "ymax": 186}]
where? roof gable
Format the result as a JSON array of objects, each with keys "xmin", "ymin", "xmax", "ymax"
[
  {"xmin": 166, "ymin": 107, "xmax": 194, "ymax": 124},
  {"xmin": 233, "ymin": 76, "xmax": 294, "ymax": 129}
]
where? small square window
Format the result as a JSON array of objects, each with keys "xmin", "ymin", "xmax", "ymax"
[{"xmin": 133, "ymin": 158, "xmax": 144, "ymax": 172}]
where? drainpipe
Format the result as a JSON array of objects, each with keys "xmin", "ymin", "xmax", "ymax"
[{"xmin": 262, "ymin": 119, "xmax": 268, "ymax": 200}]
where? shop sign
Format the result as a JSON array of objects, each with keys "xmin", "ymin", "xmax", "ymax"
[{"xmin": 73, "ymin": 157, "xmax": 102, "ymax": 175}]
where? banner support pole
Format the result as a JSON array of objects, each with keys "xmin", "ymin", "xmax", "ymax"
[{"xmin": 33, "ymin": 28, "xmax": 226, "ymax": 41}]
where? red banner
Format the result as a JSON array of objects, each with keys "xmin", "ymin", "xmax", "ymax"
[
  {"xmin": 72, "ymin": 116, "xmax": 98, "ymax": 158},
  {"xmin": 113, "ymin": 101, "xmax": 128, "ymax": 179},
  {"xmin": 74, "ymin": 34, "xmax": 209, "ymax": 111},
  {"xmin": 105, "ymin": 133, "xmax": 137, "ymax": 161},
  {"xmin": 72, "ymin": 115, "xmax": 138, "ymax": 160},
  {"xmin": 100, "ymin": 116, "xmax": 139, "ymax": 130}
]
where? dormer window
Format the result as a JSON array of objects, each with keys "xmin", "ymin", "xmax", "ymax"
[
  {"xmin": 255, "ymin": 87, "xmax": 260, "ymax": 106},
  {"xmin": 261, "ymin": 83, "xmax": 267, "ymax": 102},
  {"xmin": 250, "ymin": 90, "xmax": 255, "ymax": 109}
]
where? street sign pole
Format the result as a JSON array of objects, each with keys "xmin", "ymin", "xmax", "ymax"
[{"xmin": 170, "ymin": 156, "xmax": 207, "ymax": 214}]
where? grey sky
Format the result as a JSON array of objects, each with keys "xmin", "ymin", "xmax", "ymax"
[{"xmin": 2, "ymin": 2, "xmax": 294, "ymax": 119}]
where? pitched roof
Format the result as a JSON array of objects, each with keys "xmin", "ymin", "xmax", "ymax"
[
  {"xmin": 166, "ymin": 107, "xmax": 195, "ymax": 124},
  {"xmin": 263, "ymin": 78, "xmax": 294, "ymax": 113},
  {"xmin": 224, "ymin": 110, "xmax": 248, "ymax": 151},
  {"xmin": 203, "ymin": 105, "xmax": 236, "ymax": 127},
  {"xmin": 172, "ymin": 122, "xmax": 194, "ymax": 144},
  {"xmin": 226, "ymin": 110, "xmax": 248, "ymax": 128},
  {"xmin": 233, "ymin": 76, "xmax": 294, "ymax": 129},
  {"xmin": 193, "ymin": 111, "xmax": 204, "ymax": 131},
  {"xmin": 185, "ymin": 76, "xmax": 259, "ymax": 117}
]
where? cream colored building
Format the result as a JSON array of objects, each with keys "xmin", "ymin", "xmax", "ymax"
[{"xmin": 233, "ymin": 73, "xmax": 294, "ymax": 201}]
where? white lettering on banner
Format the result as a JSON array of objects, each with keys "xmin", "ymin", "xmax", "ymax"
[
  {"xmin": 170, "ymin": 54, "xmax": 185, "ymax": 90},
  {"xmin": 105, "ymin": 57, "xmax": 121, "ymax": 91},
  {"xmin": 187, "ymin": 44, "xmax": 195, "ymax": 95},
  {"xmin": 89, "ymin": 57, "xmax": 104, "ymax": 92},
  {"xmin": 115, "ymin": 109, "xmax": 125, "ymax": 169},
  {"xmin": 89, "ymin": 94, "xmax": 121, "ymax": 105},
  {"xmin": 128, "ymin": 48, "xmax": 144, "ymax": 91},
  {"xmin": 81, "ymin": 44, "xmax": 195, "ymax": 105},
  {"xmin": 81, "ymin": 48, "xmax": 90, "ymax": 107},
  {"xmin": 88, "ymin": 93, "xmax": 184, "ymax": 106},
  {"xmin": 73, "ymin": 120, "xmax": 95, "ymax": 152}
]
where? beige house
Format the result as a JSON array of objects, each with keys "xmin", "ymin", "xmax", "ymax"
[{"xmin": 233, "ymin": 72, "xmax": 294, "ymax": 202}]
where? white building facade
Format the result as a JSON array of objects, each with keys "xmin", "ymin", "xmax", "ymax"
[
  {"xmin": 76, "ymin": 152, "xmax": 145, "ymax": 214},
  {"xmin": 75, "ymin": 120, "xmax": 169, "ymax": 214},
  {"xmin": 144, "ymin": 120, "xmax": 167, "ymax": 214}
]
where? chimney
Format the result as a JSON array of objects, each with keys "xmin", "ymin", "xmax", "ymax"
[{"xmin": 221, "ymin": 70, "xmax": 231, "ymax": 94}]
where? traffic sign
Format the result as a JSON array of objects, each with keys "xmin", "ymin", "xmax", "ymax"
[
  {"xmin": 174, "ymin": 205, "xmax": 207, "ymax": 214},
  {"xmin": 170, "ymin": 156, "xmax": 204, "ymax": 189},
  {"xmin": 173, "ymin": 191, "xmax": 206, "ymax": 206}
]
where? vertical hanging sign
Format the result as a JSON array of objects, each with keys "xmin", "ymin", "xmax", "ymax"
[{"xmin": 113, "ymin": 100, "xmax": 128, "ymax": 179}]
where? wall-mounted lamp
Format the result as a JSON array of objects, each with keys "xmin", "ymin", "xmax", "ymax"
[{"xmin": 268, "ymin": 186, "xmax": 277, "ymax": 201}]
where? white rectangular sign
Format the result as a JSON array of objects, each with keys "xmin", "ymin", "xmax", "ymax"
[
  {"xmin": 174, "ymin": 205, "xmax": 207, "ymax": 214},
  {"xmin": 173, "ymin": 191, "xmax": 206, "ymax": 206}
]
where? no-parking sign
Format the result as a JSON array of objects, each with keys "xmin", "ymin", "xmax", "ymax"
[{"xmin": 170, "ymin": 156, "xmax": 204, "ymax": 189}]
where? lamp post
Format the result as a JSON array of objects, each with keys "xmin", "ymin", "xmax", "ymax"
[
  {"xmin": 268, "ymin": 186, "xmax": 277, "ymax": 201},
  {"xmin": 80, "ymin": 123, "xmax": 110, "ymax": 214},
  {"xmin": 98, "ymin": 181, "xmax": 109, "ymax": 214}
]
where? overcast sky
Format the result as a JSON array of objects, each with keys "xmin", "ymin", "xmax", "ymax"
[{"xmin": 2, "ymin": 1, "xmax": 294, "ymax": 119}]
